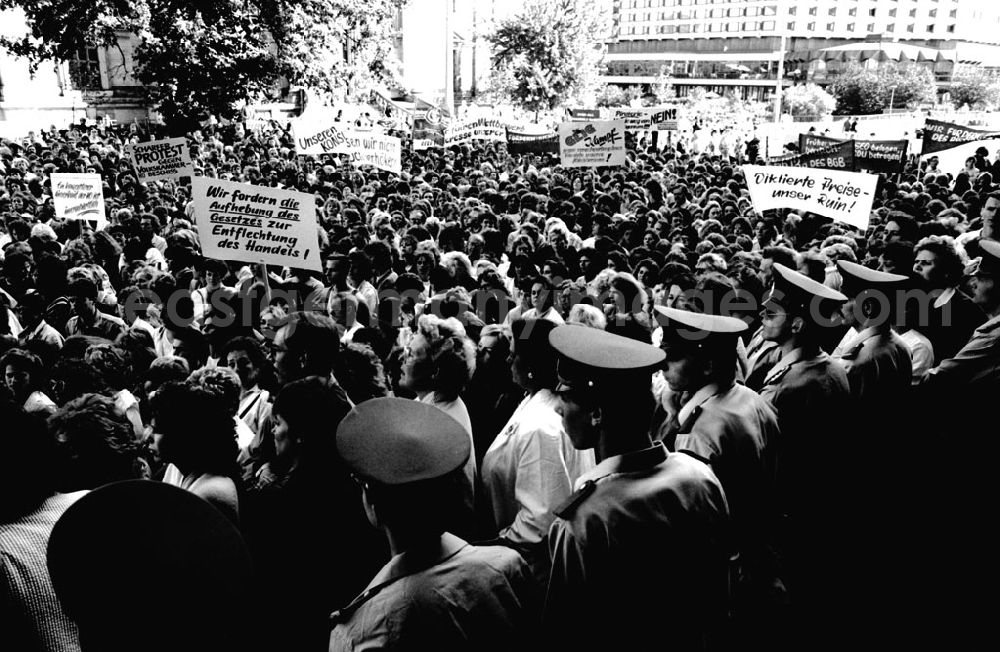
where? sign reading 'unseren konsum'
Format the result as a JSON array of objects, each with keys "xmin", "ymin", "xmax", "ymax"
[
  {"xmin": 192, "ymin": 177, "xmax": 322, "ymax": 272},
  {"xmin": 742, "ymin": 165, "xmax": 877, "ymax": 230}
]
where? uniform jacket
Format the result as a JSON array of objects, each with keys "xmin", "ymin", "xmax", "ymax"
[{"xmin": 545, "ymin": 445, "xmax": 731, "ymax": 651}]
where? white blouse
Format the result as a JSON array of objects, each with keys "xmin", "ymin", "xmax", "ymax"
[{"xmin": 481, "ymin": 390, "xmax": 595, "ymax": 548}]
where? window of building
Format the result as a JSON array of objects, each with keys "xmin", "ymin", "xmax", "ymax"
[
  {"xmin": 69, "ymin": 47, "xmax": 102, "ymax": 90},
  {"xmin": 747, "ymin": 7, "xmax": 759, "ymax": 17},
  {"xmin": 787, "ymin": 21, "xmax": 796, "ymax": 30},
  {"xmin": 762, "ymin": 6, "xmax": 776, "ymax": 17},
  {"xmin": 867, "ymin": 22, "xmax": 875, "ymax": 32},
  {"xmin": 727, "ymin": 21, "xmax": 740, "ymax": 32},
  {"xmin": 678, "ymin": 23, "xmax": 692, "ymax": 33},
  {"xmin": 640, "ymin": 25, "xmax": 651, "ymax": 34},
  {"xmin": 789, "ymin": 7, "xmax": 796, "ymax": 16},
  {"xmin": 743, "ymin": 21, "xmax": 757, "ymax": 31},
  {"xmin": 826, "ymin": 22, "xmax": 835, "ymax": 30},
  {"xmin": 761, "ymin": 20, "xmax": 775, "ymax": 31},
  {"xmin": 889, "ymin": 8, "xmax": 896, "ymax": 17},
  {"xmin": 692, "ymin": 23, "xmax": 701, "ymax": 32},
  {"xmin": 929, "ymin": 9, "xmax": 937, "ymax": 17},
  {"xmin": 664, "ymin": 24, "xmax": 677, "ymax": 33},
  {"xmin": 849, "ymin": 8, "xmax": 857, "ymax": 17},
  {"xmin": 807, "ymin": 21, "xmax": 815, "ymax": 31},
  {"xmin": 906, "ymin": 23, "xmax": 914, "ymax": 32},
  {"xmin": 679, "ymin": 10, "xmax": 691, "ymax": 19},
  {"xmin": 828, "ymin": 7, "xmax": 836, "ymax": 16},
  {"xmin": 909, "ymin": 9, "xmax": 916, "ymax": 17},
  {"xmin": 927, "ymin": 24, "xmax": 934, "ymax": 32},
  {"xmin": 886, "ymin": 23, "xmax": 894, "ymax": 32},
  {"xmin": 808, "ymin": 7, "xmax": 817, "ymax": 16},
  {"xmin": 946, "ymin": 24, "xmax": 954, "ymax": 32},
  {"xmin": 847, "ymin": 22, "xmax": 855, "ymax": 31},
  {"xmin": 869, "ymin": 8, "xmax": 877, "ymax": 17}
]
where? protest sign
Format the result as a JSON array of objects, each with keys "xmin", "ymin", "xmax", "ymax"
[
  {"xmin": 506, "ymin": 129, "xmax": 559, "ymax": 155},
  {"xmin": 192, "ymin": 177, "xmax": 322, "ymax": 272},
  {"xmin": 613, "ymin": 108, "xmax": 652, "ymax": 132},
  {"xmin": 568, "ymin": 108, "xmax": 601, "ymax": 120},
  {"xmin": 445, "ymin": 117, "xmax": 506, "ymax": 146},
  {"xmin": 52, "ymin": 173, "xmax": 106, "ymax": 226},
  {"xmin": 799, "ymin": 133, "xmax": 908, "ymax": 174},
  {"xmin": 292, "ymin": 118, "xmax": 401, "ymax": 173},
  {"xmin": 412, "ymin": 105, "xmax": 448, "ymax": 150},
  {"xmin": 770, "ymin": 141, "xmax": 855, "ymax": 171},
  {"xmin": 558, "ymin": 120, "xmax": 627, "ymax": 168},
  {"xmin": 921, "ymin": 118, "xmax": 1000, "ymax": 156},
  {"xmin": 742, "ymin": 165, "xmax": 877, "ymax": 230},
  {"xmin": 648, "ymin": 106, "xmax": 680, "ymax": 130},
  {"xmin": 853, "ymin": 139, "xmax": 908, "ymax": 174},
  {"xmin": 128, "ymin": 137, "xmax": 193, "ymax": 182}
]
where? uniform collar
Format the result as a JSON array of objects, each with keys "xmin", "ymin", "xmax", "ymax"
[
  {"xmin": 678, "ymin": 382, "xmax": 721, "ymax": 426},
  {"xmin": 835, "ymin": 326, "xmax": 882, "ymax": 357},
  {"xmin": 575, "ymin": 443, "xmax": 668, "ymax": 490},
  {"xmin": 762, "ymin": 347, "xmax": 806, "ymax": 386}
]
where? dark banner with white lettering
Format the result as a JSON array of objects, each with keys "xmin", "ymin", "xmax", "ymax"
[
  {"xmin": 771, "ymin": 140, "xmax": 856, "ymax": 171},
  {"xmin": 799, "ymin": 133, "xmax": 908, "ymax": 174},
  {"xmin": 921, "ymin": 118, "xmax": 1000, "ymax": 155},
  {"xmin": 505, "ymin": 129, "xmax": 560, "ymax": 155}
]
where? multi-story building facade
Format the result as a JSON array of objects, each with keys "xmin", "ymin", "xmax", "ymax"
[{"xmin": 603, "ymin": 0, "xmax": 1000, "ymax": 102}]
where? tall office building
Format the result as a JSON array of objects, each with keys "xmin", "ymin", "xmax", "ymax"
[{"xmin": 603, "ymin": 0, "xmax": 1000, "ymax": 101}]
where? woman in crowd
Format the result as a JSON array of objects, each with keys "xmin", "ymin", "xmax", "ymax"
[
  {"xmin": 1, "ymin": 347, "xmax": 57, "ymax": 415},
  {"xmin": 480, "ymin": 318, "xmax": 594, "ymax": 578}
]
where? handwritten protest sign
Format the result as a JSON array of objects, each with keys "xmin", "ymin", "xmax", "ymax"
[
  {"xmin": 742, "ymin": 165, "xmax": 877, "ymax": 230},
  {"xmin": 192, "ymin": 177, "xmax": 322, "ymax": 272},
  {"xmin": 413, "ymin": 106, "xmax": 448, "ymax": 150},
  {"xmin": 648, "ymin": 106, "xmax": 680, "ymax": 130},
  {"xmin": 799, "ymin": 134, "xmax": 908, "ymax": 174},
  {"xmin": 445, "ymin": 117, "xmax": 506, "ymax": 146},
  {"xmin": 128, "ymin": 137, "xmax": 193, "ymax": 182},
  {"xmin": 771, "ymin": 140, "xmax": 855, "ymax": 171},
  {"xmin": 613, "ymin": 108, "xmax": 652, "ymax": 131},
  {"xmin": 558, "ymin": 120, "xmax": 627, "ymax": 168},
  {"xmin": 292, "ymin": 119, "xmax": 401, "ymax": 173},
  {"xmin": 52, "ymin": 173, "xmax": 106, "ymax": 226},
  {"xmin": 506, "ymin": 130, "xmax": 559, "ymax": 155}
]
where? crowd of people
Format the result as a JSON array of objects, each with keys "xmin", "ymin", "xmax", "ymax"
[{"xmin": 1, "ymin": 111, "xmax": 998, "ymax": 651}]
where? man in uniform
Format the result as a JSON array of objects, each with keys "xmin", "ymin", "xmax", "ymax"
[
  {"xmin": 330, "ymin": 398, "xmax": 538, "ymax": 650},
  {"xmin": 754, "ymin": 263, "xmax": 852, "ymax": 643},
  {"xmin": 915, "ymin": 239, "xmax": 1000, "ymax": 648},
  {"xmin": 652, "ymin": 305, "xmax": 783, "ymax": 646},
  {"xmin": 545, "ymin": 326, "xmax": 731, "ymax": 650}
]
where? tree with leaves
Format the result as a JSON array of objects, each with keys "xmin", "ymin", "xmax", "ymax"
[
  {"xmin": 487, "ymin": 0, "xmax": 607, "ymax": 114},
  {"xmin": 949, "ymin": 68, "xmax": 1000, "ymax": 110},
  {"xmin": 782, "ymin": 83, "xmax": 836, "ymax": 119},
  {"xmin": 653, "ymin": 65, "xmax": 674, "ymax": 104},
  {"xmin": 595, "ymin": 84, "xmax": 626, "ymax": 108},
  {"xmin": 0, "ymin": 0, "xmax": 404, "ymax": 130},
  {"xmin": 831, "ymin": 63, "xmax": 937, "ymax": 115}
]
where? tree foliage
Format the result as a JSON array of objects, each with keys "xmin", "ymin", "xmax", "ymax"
[
  {"xmin": 949, "ymin": 67, "xmax": 1000, "ymax": 110},
  {"xmin": 0, "ymin": 0, "xmax": 404, "ymax": 129},
  {"xmin": 782, "ymin": 83, "xmax": 836, "ymax": 119},
  {"xmin": 487, "ymin": 0, "xmax": 607, "ymax": 113},
  {"xmin": 595, "ymin": 84, "xmax": 626, "ymax": 107},
  {"xmin": 831, "ymin": 63, "xmax": 937, "ymax": 115},
  {"xmin": 653, "ymin": 65, "xmax": 674, "ymax": 103}
]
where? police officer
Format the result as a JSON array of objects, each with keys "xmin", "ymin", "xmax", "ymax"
[
  {"xmin": 545, "ymin": 325, "xmax": 731, "ymax": 650},
  {"xmin": 653, "ymin": 305, "xmax": 783, "ymax": 646},
  {"xmin": 330, "ymin": 398, "xmax": 538, "ymax": 650},
  {"xmin": 755, "ymin": 263, "xmax": 852, "ymax": 642}
]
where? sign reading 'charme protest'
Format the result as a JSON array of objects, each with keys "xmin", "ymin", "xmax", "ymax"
[
  {"xmin": 129, "ymin": 137, "xmax": 194, "ymax": 182},
  {"xmin": 192, "ymin": 177, "xmax": 322, "ymax": 272},
  {"xmin": 742, "ymin": 165, "xmax": 878, "ymax": 230},
  {"xmin": 558, "ymin": 120, "xmax": 627, "ymax": 167}
]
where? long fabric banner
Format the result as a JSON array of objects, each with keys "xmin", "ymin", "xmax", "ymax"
[
  {"xmin": 612, "ymin": 106, "xmax": 682, "ymax": 131},
  {"xmin": 558, "ymin": 120, "xmax": 627, "ymax": 167},
  {"xmin": 921, "ymin": 118, "xmax": 1000, "ymax": 156},
  {"xmin": 291, "ymin": 119, "xmax": 401, "ymax": 173},
  {"xmin": 771, "ymin": 140, "xmax": 856, "ymax": 171},
  {"xmin": 192, "ymin": 177, "xmax": 322, "ymax": 272},
  {"xmin": 742, "ymin": 165, "xmax": 877, "ymax": 230},
  {"xmin": 445, "ymin": 117, "xmax": 506, "ymax": 146},
  {"xmin": 506, "ymin": 130, "xmax": 559, "ymax": 155},
  {"xmin": 799, "ymin": 134, "xmax": 908, "ymax": 174}
]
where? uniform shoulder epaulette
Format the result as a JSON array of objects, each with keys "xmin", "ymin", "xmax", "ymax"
[
  {"xmin": 553, "ymin": 479, "xmax": 597, "ymax": 519},
  {"xmin": 764, "ymin": 365, "xmax": 792, "ymax": 386},
  {"xmin": 677, "ymin": 405, "xmax": 703, "ymax": 434}
]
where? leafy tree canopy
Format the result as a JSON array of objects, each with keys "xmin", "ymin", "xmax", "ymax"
[
  {"xmin": 831, "ymin": 63, "xmax": 936, "ymax": 115},
  {"xmin": 487, "ymin": 0, "xmax": 607, "ymax": 112},
  {"xmin": 0, "ymin": 0, "xmax": 404, "ymax": 130},
  {"xmin": 949, "ymin": 67, "xmax": 1000, "ymax": 110},
  {"xmin": 782, "ymin": 83, "xmax": 836, "ymax": 119}
]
